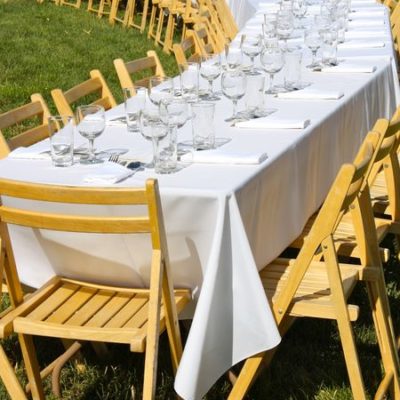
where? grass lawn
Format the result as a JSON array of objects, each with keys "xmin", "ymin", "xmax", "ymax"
[{"xmin": 1, "ymin": 0, "xmax": 400, "ymax": 398}]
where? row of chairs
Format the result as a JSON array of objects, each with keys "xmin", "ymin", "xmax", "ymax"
[
  {"xmin": 0, "ymin": 51, "xmax": 166, "ymax": 156},
  {"xmin": 2, "ymin": 105, "xmax": 400, "ymax": 398},
  {"xmin": 41, "ymin": 0, "xmax": 236, "ymax": 54}
]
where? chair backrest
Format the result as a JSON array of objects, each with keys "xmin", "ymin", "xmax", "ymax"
[
  {"xmin": 0, "ymin": 179, "xmax": 175, "ymax": 313},
  {"xmin": 272, "ymin": 138, "xmax": 374, "ymax": 321},
  {"xmin": 114, "ymin": 50, "xmax": 166, "ymax": 91},
  {"xmin": 109, "ymin": 0, "xmax": 132, "ymax": 25},
  {"xmin": 0, "ymin": 93, "xmax": 51, "ymax": 158},
  {"xmin": 173, "ymin": 30, "xmax": 205, "ymax": 67},
  {"xmin": 51, "ymin": 70, "xmax": 117, "ymax": 118},
  {"xmin": 192, "ymin": 24, "xmax": 217, "ymax": 55}
]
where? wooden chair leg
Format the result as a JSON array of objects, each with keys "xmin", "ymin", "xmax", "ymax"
[
  {"xmin": 367, "ymin": 280, "xmax": 400, "ymax": 398},
  {"xmin": 18, "ymin": 334, "xmax": 46, "ymax": 400},
  {"xmin": 0, "ymin": 345, "xmax": 27, "ymax": 400}
]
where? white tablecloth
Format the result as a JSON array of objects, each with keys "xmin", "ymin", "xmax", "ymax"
[{"xmin": 0, "ymin": 2, "xmax": 398, "ymax": 398}]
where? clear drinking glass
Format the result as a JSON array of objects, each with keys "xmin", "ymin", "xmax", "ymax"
[
  {"xmin": 260, "ymin": 40, "xmax": 285, "ymax": 94},
  {"xmin": 224, "ymin": 43, "xmax": 243, "ymax": 70},
  {"xmin": 241, "ymin": 34, "xmax": 262, "ymax": 75},
  {"xmin": 149, "ymin": 76, "xmax": 174, "ymax": 106},
  {"xmin": 276, "ymin": 10, "xmax": 294, "ymax": 50},
  {"xmin": 292, "ymin": 0, "xmax": 307, "ymax": 28},
  {"xmin": 48, "ymin": 115, "xmax": 74, "ymax": 167},
  {"xmin": 76, "ymin": 105, "xmax": 105, "ymax": 164},
  {"xmin": 200, "ymin": 54, "xmax": 222, "ymax": 100},
  {"xmin": 178, "ymin": 62, "xmax": 199, "ymax": 102},
  {"xmin": 304, "ymin": 28, "xmax": 322, "ymax": 68},
  {"xmin": 221, "ymin": 69, "xmax": 247, "ymax": 122},
  {"xmin": 123, "ymin": 86, "xmax": 147, "ymax": 132}
]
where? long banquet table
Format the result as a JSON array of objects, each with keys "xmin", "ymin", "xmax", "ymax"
[{"xmin": 0, "ymin": 1, "xmax": 399, "ymax": 398}]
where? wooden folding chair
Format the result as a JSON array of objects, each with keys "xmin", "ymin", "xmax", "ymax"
[
  {"xmin": 87, "ymin": 0, "xmax": 112, "ymax": 18},
  {"xmin": 51, "ymin": 69, "xmax": 117, "ymax": 118},
  {"xmin": 0, "ymin": 178, "xmax": 191, "ymax": 399},
  {"xmin": 114, "ymin": 50, "xmax": 166, "ymax": 91},
  {"xmin": 228, "ymin": 136, "xmax": 400, "ymax": 399},
  {"xmin": 109, "ymin": 0, "xmax": 133, "ymax": 25},
  {"xmin": 172, "ymin": 30, "xmax": 207, "ymax": 67},
  {"xmin": 192, "ymin": 24, "xmax": 217, "ymax": 55},
  {"xmin": 0, "ymin": 93, "xmax": 51, "ymax": 158},
  {"xmin": 125, "ymin": 0, "xmax": 151, "ymax": 32},
  {"xmin": 59, "ymin": 0, "xmax": 81, "ymax": 9}
]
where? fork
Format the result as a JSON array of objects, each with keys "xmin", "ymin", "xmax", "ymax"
[{"xmin": 108, "ymin": 154, "xmax": 120, "ymax": 163}]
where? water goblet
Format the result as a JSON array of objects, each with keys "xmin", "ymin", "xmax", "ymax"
[
  {"xmin": 304, "ymin": 27, "xmax": 322, "ymax": 68},
  {"xmin": 221, "ymin": 69, "xmax": 247, "ymax": 123},
  {"xmin": 200, "ymin": 54, "xmax": 222, "ymax": 100},
  {"xmin": 76, "ymin": 105, "xmax": 105, "ymax": 164},
  {"xmin": 260, "ymin": 40, "xmax": 285, "ymax": 94},
  {"xmin": 241, "ymin": 34, "xmax": 262, "ymax": 75},
  {"xmin": 276, "ymin": 10, "xmax": 294, "ymax": 51},
  {"xmin": 149, "ymin": 76, "xmax": 174, "ymax": 106},
  {"xmin": 178, "ymin": 62, "xmax": 199, "ymax": 102},
  {"xmin": 292, "ymin": 0, "xmax": 307, "ymax": 28}
]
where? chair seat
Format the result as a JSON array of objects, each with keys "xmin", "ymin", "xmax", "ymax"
[
  {"xmin": 290, "ymin": 211, "xmax": 391, "ymax": 260},
  {"xmin": 6, "ymin": 276, "xmax": 190, "ymax": 352},
  {"xmin": 260, "ymin": 258, "xmax": 360, "ymax": 321}
]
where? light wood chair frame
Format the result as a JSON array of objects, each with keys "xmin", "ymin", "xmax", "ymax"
[
  {"xmin": 0, "ymin": 178, "xmax": 190, "ymax": 400},
  {"xmin": 51, "ymin": 69, "xmax": 117, "ymax": 118},
  {"xmin": 0, "ymin": 93, "xmax": 51, "ymax": 159},
  {"xmin": 114, "ymin": 50, "xmax": 166, "ymax": 91}
]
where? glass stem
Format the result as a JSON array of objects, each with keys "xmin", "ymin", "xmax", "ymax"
[
  {"xmin": 232, "ymin": 99, "xmax": 238, "ymax": 118},
  {"xmin": 250, "ymin": 56, "xmax": 255, "ymax": 72},
  {"xmin": 312, "ymin": 50, "xmax": 317, "ymax": 65},
  {"xmin": 88, "ymin": 138, "xmax": 95, "ymax": 161},
  {"xmin": 208, "ymin": 80, "xmax": 213, "ymax": 96},
  {"xmin": 269, "ymin": 73, "xmax": 275, "ymax": 92}
]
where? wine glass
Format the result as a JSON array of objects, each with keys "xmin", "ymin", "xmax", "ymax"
[
  {"xmin": 241, "ymin": 34, "xmax": 262, "ymax": 75},
  {"xmin": 260, "ymin": 40, "xmax": 285, "ymax": 94},
  {"xmin": 149, "ymin": 76, "xmax": 174, "ymax": 106},
  {"xmin": 75, "ymin": 105, "xmax": 105, "ymax": 164},
  {"xmin": 276, "ymin": 10, "xmax": 294, "ymax": 51},
  {"xmin": 159, "ymin": 97, "xmax": 190, "ymax": 130},
  {"xmin": 292, "ymin": 0, "xmax": 307, "ymax": 28},
  {"xmin": 221, "ymin": 69, "xmax": 247, "ymax": 123},
  {"xmin": 304, "ymin": 27, "xmax": 322, "ymax": 68},
  {"xmin": 200, "ymin": 54, "xmax": 222, "ymax": 100}
]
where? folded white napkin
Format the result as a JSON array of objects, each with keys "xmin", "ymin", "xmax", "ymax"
[
  {"xmin": 277, "ymin": 88, "xmax": 344, "ymax": 100},
  {"xmin": 236, "ymin": 117, "xmax": 310, "ymax": 129},
  {"xmin": 348, "ymin": 19, "xmax": 385, "ymax": 28},
  {"xmin": 8, "ymin": 146, "xmax": 50, "ymax": 160},
  {"xmin": 338, "ymin": 40, "xmax": 385, "ymax": 49},
  {"xmin": 320, "ymin": 63, "xmax": 376, "ymax": 73},
  {"xmin": 352, "ymin": 9, "xmax": 385, "ymax": 17},
  {"xmin": 345, "ymin": 30, "xmax": 387, "ymax": 40},
  {"xmin": 180, "ymin": 149, "xmax": 268, "ymax": 165},
  {"xmin": 83, "ymin": 162, "xmax": 134, "ymax": 184}
]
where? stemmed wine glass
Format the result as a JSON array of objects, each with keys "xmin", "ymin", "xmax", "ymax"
[
  {"xmin": 241, "ymin": 34, "xmax": 262, "ymax": 75},
  {"xmin": 304, "ymin": 27, "xmax": 322, "ymax": 68},
  {"xmin": 149, "ymin": 76, "xmax": 174, "ymax": 106},
  {"xmin": 292, "ymin": 0, "xmax": 307, "ymax": 28},
  {"xmin": 276, "ymin": 10, "xmax": 294, "ymax": 51},
  {"xmin": 75, "ymin": 105, "xmax": 105, "ymax": 164},
  {"xmin": 260, "ymin": 40, "xmax": 285, "ymax": 94},
  {"xmin": 221, "ymin": 69, "xmax": 247, "ymax": 123},
  {"xmin": 200, "ymin": 54, "xmax": 222, "ymax": 100}
]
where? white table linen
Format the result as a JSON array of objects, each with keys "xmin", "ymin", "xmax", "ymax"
[{"xmin": 0, "ymin": 2, "xmax": 397, "ymax": 399}]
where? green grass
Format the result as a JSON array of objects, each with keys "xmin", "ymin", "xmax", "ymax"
[{"xmin": 1, "ymin": 1, "xmax": 400, "ymax": 398}]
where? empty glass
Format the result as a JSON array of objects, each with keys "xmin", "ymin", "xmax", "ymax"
[
  {"xmin": 241, "ymin": 34, "xmax": 262, "ymax": 75},
  {"xmin": 200, "ymin": 54, "xmax": 222, "ymax": 100},
  {"xmin": 292, "ymin": 0, "xmax": 307, "ymax": 27},
  {"xmin": 321, "ymin": 29, "xmax": 338, "ymax": 66},
  {"xmin": 276, "ymin": 10, "xmax": 294, "ymax": 50},
  {"xmin": 48, "ymin": 115, "xmax": 74, "ymax": 167},
  {"xmin": 150, "ymin": 122, "xmax": 172, "ymax": 174},
  {"xmin": 191, "ymin": 102, "xmax": 215, "ymax": 150},
  {"xmin": 243, "ymin": 72, "xmax": 273, "ymax": 118},
  {"xmin": 178, "ymin": 62, "xmax": 199, "ymax": 102},
  {"xmin": 260, "ymin": 40, "xmax": 285, "ymax": 94},
  {"xmin": 284, "ymin": 49, "xmax": 303, "ymax": 90},
  {"xmin": 224, "ymin": 43, "xmax": 243, "ymax": 70},
  {"xmin": 262, "ymin": 12, "xmax": 278, "ymax": 40},
  {"xmin": 304, "ymin": 28, "xmax": 322, "ymax": 68},
  {"xmin": 221, "ymin": 69, "xmax": 247, "ymax": 122},
  {"xmin": 149, "ymin": 76, "xmax": 174, "ymax": 106},
  {"xmin": 76, "ymin": 105, "xmax": 105, "ymax": 164},
  {"xmin": 123, "ymin": 86, "xmax": 147, "ymax": 132},
  {"xmin": 139, "ymin": 97, "xmax": 160, "ymax": 167}
]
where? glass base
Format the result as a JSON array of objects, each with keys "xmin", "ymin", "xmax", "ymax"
[
  {"xmin": 200, "ymin": 92, "xmax": 221, "ymax": 101},
  {"xmin": 80, "ymin": 156, "xmax": 104, "ymax": 164}
]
